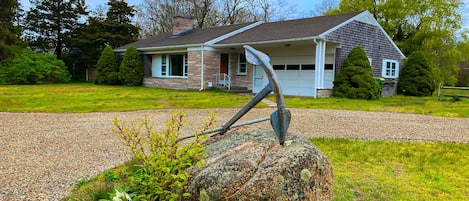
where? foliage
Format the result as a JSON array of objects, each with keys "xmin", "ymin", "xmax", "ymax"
[
  {"xmin": 398, "ymin": 51, "xmax": 435, "ymax": 96},
  {"xmin": 95, "ymin": 46, "xmax": 120, "ymax": 85},
  {"xmin": 327, "ymin": 0, "xmax": 463, "ymax": 86},
  {"xmin": 0, "ymin": 0, "xmax": 24, "ymax": 64},
  {"xmin": 113, "ymin": 111, "xmax": 214, "ymax": 200},
  {"xmin": 24, "ymin": 0, "xmax": 88, "ymax": 60},
  {"xmin": 137, "ymin": 0, "xmax": 295, "ymax": 37},
  {"xmin": 333, "ymin": 46, "xmax": 380, "ymax": 100},
  {"xmin": 311, "ymin": 138, "xmax": 469, "ymax": 201},
  {"xmin": 0, "ymin": 50, "xmax": 71, "ymax": 84},
  {"xmin": 119, "ymin": 46, "xmax": 143, "ymax": 86}
]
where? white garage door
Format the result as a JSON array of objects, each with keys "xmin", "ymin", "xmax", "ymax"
[
  {"xmin": 252, "ymin": 66, "xmax": 334, "ymax": 97},
  {"xmin": 276, "ymin": 69, "xmax": 315, "ymax": 96}
]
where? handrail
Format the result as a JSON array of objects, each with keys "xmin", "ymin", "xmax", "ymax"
[{"xmin": 223, "ymin": 73, "xmax": 231, "ymax": 91}]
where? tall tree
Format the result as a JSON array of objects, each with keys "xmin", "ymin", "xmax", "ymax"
[
  {"xmin": 0, "ymin": 0, "xmax": 24, "ymax": 63},
  {"xmin": 137, "ymin": 0, "xmax": 295, "ymax": 37},
  {"xmin": 104, "ymin": 0, "xmax": 139, "ymax": 48},
  {"xmin": 25, "ymin": 0, "xmax": 88, "ymax": 60},
  {"xmin": 327, "ymin": 0, "xmax": 463, "ymax": 86}
]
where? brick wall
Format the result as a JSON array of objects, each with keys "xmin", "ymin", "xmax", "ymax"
[
  {"xmin": 326, "ymin": 20, "xmax": 404, "ymax": 96},
  {"xmin": 228, "ymin": 52, "xmax": 253, "ymax": 90}
]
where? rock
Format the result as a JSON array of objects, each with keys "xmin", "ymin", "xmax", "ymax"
[{"xmin": 186, "ymin": 129, "xmax": 333, "ymax": 201}]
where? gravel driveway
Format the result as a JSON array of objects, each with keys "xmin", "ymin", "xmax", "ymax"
[{"xmin": 1, "ymin": 108, "xmax": 468, "ymax": 200}]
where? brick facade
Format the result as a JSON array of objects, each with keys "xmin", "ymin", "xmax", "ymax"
[
  {"xmin": 228, "ymin": 53, "xmax": 253, "ymax": 90},
  {"xmin": 325, "ymin": 20, "xmax": 404, "ymax": 96}
]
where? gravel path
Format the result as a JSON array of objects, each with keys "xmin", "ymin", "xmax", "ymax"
[{"xmin": 1, "ymin": 108, "xmax": 468, "ymax": 200}]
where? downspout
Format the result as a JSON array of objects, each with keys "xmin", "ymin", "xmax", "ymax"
[
  {"xmin": 200, "ymin": 45, "xmax": 205, "ymax": 91},
  {"xmin": 313, "ymin": 38, "xmax": 319, "ymax": 98}
]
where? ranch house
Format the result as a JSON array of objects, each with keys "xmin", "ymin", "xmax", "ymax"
[{"xmin": 115, "ymin": 10, "xmax": 405, "ymax": 97}]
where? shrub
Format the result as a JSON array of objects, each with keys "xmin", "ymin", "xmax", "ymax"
[
  {"xmin": 0, "ymin": 49, "xmax": 70, "ymax": 84},
  {"xmin": 119, "ymin": 46, "xmax": 144, "ymax": 86},
  {"xmin": 95, "ymin": 45, "xmax": 120, "ymax": 85},
  {"xmin": 398, "ymin": 51, "xmax": 435, "ymax": 96},
  {"xmin": 113, "ymin": 111, "xmax": 215, "ymax": 201},
  {"xmin": 333, "ymin": 46, "xmax": 380, "ymax": 100}
]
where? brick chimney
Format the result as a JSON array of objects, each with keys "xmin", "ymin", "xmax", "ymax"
[{"xmin": 172, "ymin": 16, "xmax": 194, "ymax": 35}]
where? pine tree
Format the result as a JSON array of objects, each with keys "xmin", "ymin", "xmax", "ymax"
[
  {"xmin": 25, "ymin": 0, "xmax": 88, "ymax": 60},
  {"xmin": 104, "ymin": 0, "xmax": 139, "ymax": 48},
  {"xmin": 119, "ymin": 46, "xmax": 143, "ymax": 86},
  {"xmin": 95, "ymin": 45, "xmax": 119, "ymax": 85},
  {"xmin": 333, "ymin": 46, "xmax": 380, "ymax": 100},
  {"xmin": 0, "ymin": 0, "xmax": 24, "ymax": 63},
  {"xmin": 398, "ymin": 51, "xmax": 435, "ymax": 96}
]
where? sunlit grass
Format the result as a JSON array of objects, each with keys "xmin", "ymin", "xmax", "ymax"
[
  {"xmin": 0, "ymin": 83, "xmax": 254, "ymax": 113},
  {"xmin": 311, "ymin": 138, "xmax": 469, "ymax": 201},
  {"xmin": 1, "ymin": 83, "xmax": 468, "ymax": 117}
]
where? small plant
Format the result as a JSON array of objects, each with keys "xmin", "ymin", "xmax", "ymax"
[
  {"xmin": 104, "ymin": 170, "xmax": 120, "ymax": 182},
  {"xmin": 75, "ymin": 177, "xmax": 91, "ymax": 189},
  {"xmin": 113, "ymin": 111, "xmax": 215, "ymax": 201}
]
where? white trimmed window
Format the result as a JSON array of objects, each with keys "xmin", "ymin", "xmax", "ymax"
[
  {"xmin": 238, "ymin": 53, "xmax": 247, "ymax": 75},
  {"xmin": 382, "ymin": 59, "xmax": 399, "ymax": 78},
  {"xmin": 159, "ymin": 53, "xmax": 188, "ymax": 78}
]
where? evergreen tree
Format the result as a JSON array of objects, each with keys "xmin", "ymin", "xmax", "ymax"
[
  {"xmin": 398, "ymin": 51, "xmax": 435, "ymax": 96},
  {"xmin": 333, "ymin": 46, "xmax": 380, "ymax": 100},
  {"xmin": 104, "ymin": 0, "xmax": 139, "ymax": 48},
  {"xmin": 0, "ymin": 0, "xmax": 24, "ymax": 63},
  {"xmin": 95, "ymin": 45, "xmax": 119, "ymax": 85},
  {"xmin": 25, "ymin": 0, "xmax": 88, "ymax": 60},
  {"xmin": 119, "ymin": 46, "xmax": 143, "ymax": 86}
]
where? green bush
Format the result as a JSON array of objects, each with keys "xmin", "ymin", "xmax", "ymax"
[
  {"xmin": 0, "ymin": 49, "xmax": 70, "ymax": 84},
  {"xmin": 333, "ymin": 46, "xmax": 380, "ymax": 100},
  {"xmin": 95, "ymin": 45, "xmax": 120, "ymax": 85},
  {"xmin": 398, "ymin": 51, "xmax": 435, "ymax": 96},
  {"xmin": 119, "ymin": 46, "xmax": 144, "ymax": 86},
  {"xmin": 113, "ymin": 111, "xmax": 215, "ymax": 201}
]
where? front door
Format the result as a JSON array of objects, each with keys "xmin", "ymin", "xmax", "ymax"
[{"xmin": 219, "ymin": 54, "xmax": 229, "ymax": 85}]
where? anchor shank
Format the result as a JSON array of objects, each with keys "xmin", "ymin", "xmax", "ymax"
[{"xmin": 219, "ymin": 84, "xmax": 273, "ymax": 134}]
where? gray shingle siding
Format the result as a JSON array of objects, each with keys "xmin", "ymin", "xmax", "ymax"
[{"xmin": 326, "ymin": 20, "xmax": 404, "ymax": 96}]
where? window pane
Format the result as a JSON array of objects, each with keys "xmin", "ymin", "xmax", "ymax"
[
  {"xmin": 239, "ymin": 64, "xmax": 246, "ymax": 73},
  {"xmin": 324, "ymin": 64, "xmax": 333, "ymax": 70},
  {"xmin": 301, "ymin": 64, "xmax": 315, "ymax": 70},
  {"xmin": 170, "ymin": 55, "xmax": 184, "ymax": 76},
  {"xmin": 239, "ymin": 54, "xmax": 246, "ymax": 63},
  {"xmin": 286, "ymin": 64, "xmax": 300, "ymax": 70},
  {"xmin": 273, "ymin": 65, "xmax": 285, "ymax": 70}
]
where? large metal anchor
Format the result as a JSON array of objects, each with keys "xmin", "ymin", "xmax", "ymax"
[{"xmin": 179, "ymin": 45, "xmax": 291, "ymax": 145}]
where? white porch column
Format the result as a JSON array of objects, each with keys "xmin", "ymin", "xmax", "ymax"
[{"xmin": 314, "ymin": 39, "xmax": 326, "ymax": 98}]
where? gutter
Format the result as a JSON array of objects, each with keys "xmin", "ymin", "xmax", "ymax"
[{"xmin": 200, "ymin": 45, "xmax": 205, "ymax": 91}]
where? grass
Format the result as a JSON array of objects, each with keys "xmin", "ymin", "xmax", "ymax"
[
  {"xmin": 0, "ymin": 83, "xmax": 255, "ymax": 113},
  {"xmin": 276, "ymin": 95, "xmax": 469, "ymax": 117},
  {"xmin": 1, "ymin": 83, "xmax": 468, "ymax": 117},
  {"xmin": 311, "ymin": 138, "xmax": 469, "ymax": 201}
]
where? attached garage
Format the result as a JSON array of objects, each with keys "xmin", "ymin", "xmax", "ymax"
[{"xmin": 252, "ymin": 52, "xmax": 335, "ymax": 97}]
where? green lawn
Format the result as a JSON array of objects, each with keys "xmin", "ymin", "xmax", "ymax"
[
  {"xmin": 0, "ymin": 83, "xmax": 254, "ymax": 113},
  {"xmin": 312, "ymin": 138, "xmax": 469, "ymax": 201},
  {"xmin": 1, "ymin": 83, "xmax": 468, "ymax": 117}
]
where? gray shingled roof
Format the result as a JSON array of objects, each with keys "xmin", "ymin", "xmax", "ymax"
[
  {"xmin": 116, "ymin": 22, "xmax": 255, "ymax": 51},
  {"xmin": 216, "ymin": 11, "xmax": 362, "ymax": 45},
  {"xmin": 117, "ymin": 11, "xmax": 362, "ymax": 51}
]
